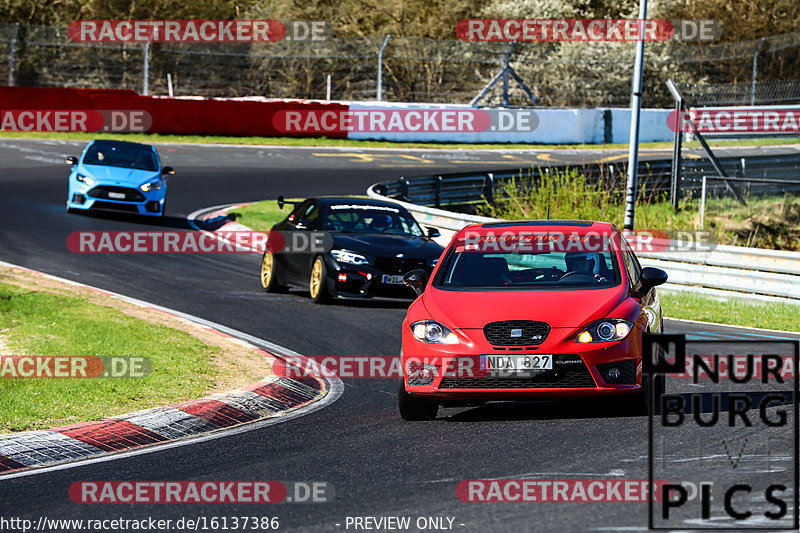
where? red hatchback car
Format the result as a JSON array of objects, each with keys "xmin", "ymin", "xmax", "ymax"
[{"xmin": 397, "ymin": 220, "xmax": 668, "ymax": 420}]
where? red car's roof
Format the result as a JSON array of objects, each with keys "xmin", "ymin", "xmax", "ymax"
[{"xmin": 460, "ymin": 220, "xmax": 618, "ymax": 235}]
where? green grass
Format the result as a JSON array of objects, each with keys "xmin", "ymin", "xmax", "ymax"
[
  {"xmin": 230, "ymin": 196, "xmax": 365, "ymax": 231},
  {"xmin": 3, "ymin": 130, "xmax": 798, "ymax": 151},
  {"xmin": 660, "ymin": 291, "xmax": 800, "ymax": 332},
  {"xmin": 0, "ymin": 282, "xmax": 226, "ymax": 432},
  {"xmin": 478, "ymin": 167, "xmax": 800, "ymax": 251},
  {"xmin": 230, "ymin": 199, "xmax": 297, "ymax": 232}
]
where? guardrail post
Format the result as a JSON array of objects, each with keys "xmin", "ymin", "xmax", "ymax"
[
  {"xmin": 484, "ymin": 173, "xmax": 495, "ymax": 205},
  {"xmin": 400, "ymin": 178, "xmax": 409, "ymax": 200},
  {"xmin": 435, "ymin": 175, "xmax": 443, "ymax": 208},
  {"xmin": 377, "ymin": 35, "xmax": 391, "ymax": 101},
  {"xmin": 699, "ymin": 175, "xmax": 707, "ymax": 230},
  {"xmin": 8, "ymin": 22, "xmax": 19, "ymax": 86},
  {"xmin": 142, "ymin": 41, "xmax": 151, "ymax": 95}
]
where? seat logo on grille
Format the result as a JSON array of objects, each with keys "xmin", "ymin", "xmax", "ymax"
[{"xmin": 510, "ymin": 328, "xmax": 522, "ymax": 338}]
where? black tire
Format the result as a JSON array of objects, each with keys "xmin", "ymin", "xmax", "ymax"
[
  {"xmin": 625, "ymin": 373, "xmax": 665, "ymax": 415},
  {"xmin": 309, "ymin": 256, "xmax": 334, "ymax": 304},
  {"xmin": 398, "ymin": 380, "xmax": 439, "ymax": 421},
  {"xmin": 261, "ymin": 252, "xmax": 289, "ymax": 293}
]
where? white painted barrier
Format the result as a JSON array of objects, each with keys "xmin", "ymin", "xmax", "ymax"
[{"xmin": 348, "ymin": 101, "xmax": 672, "ymax": 144}]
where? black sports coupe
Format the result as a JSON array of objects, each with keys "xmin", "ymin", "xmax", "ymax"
[{"xmin": 260, "ymin": 197, "xmax": 445, "ymax": 303}]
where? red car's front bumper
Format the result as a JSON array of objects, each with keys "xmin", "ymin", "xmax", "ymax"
[{"xmin": 402, "ymin": 327, "xmax": 644, "ymax": 401}]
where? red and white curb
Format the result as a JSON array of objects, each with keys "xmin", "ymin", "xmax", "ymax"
[
  {"xmin": 0, "ymin": 260, "xmax": 342, "ymax": 477},
  {"xmin": 187, "ymin": 202, "xmax": 264, "ymax": 253}
]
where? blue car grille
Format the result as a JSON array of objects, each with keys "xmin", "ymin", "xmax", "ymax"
[
  {"xmin": 87, "ymin": 186, "xmax": 145, "ymax": 203},
  {"xmin": 90, "ymin": 201, "xmax": 139, "ymax": 213}
]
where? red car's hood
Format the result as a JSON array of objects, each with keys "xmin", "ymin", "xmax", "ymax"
[{"xmin": 421, "ymin": 285, "xmax": 628, "ymax": 328}]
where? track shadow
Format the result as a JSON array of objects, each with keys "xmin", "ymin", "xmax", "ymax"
[
  {"xmin": 439, "ymin": 398, "xmax": 636, "ymax": 422},
  {"xmin": 68, "ymin": 209, "xmax": 193, "ymax": 229},
  {"xmin": 437, "ymin": 390, "xmax": 795, "ymax": 423}
]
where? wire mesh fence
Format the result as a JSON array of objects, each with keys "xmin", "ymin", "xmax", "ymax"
[{"xmin": 3, "ymin": 22, "xmax": 800, "ymax": 107}]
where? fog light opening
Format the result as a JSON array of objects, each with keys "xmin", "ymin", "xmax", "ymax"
[
  {"xmin": 72, "ymin": 193, "xmax": 86, "ymax": 205},
  {"xmin": 145, "ymin": 201, "xmax": 161, "ymax": 213}
]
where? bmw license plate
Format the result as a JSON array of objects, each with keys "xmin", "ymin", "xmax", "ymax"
[
  {"xmin": 108, "ymin": 192, "xmax": 125, "ymax": 199},
  {"xmin": 481, "ymin": 354, "xmax": 553, "ymax": 373},
  {"xmin": 382, "ymin": 274, "xmax": 404, "ymax": 285}
]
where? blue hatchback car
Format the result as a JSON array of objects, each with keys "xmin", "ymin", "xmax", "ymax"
[{"xmin": 66, "ymin": 140, "xmax": 174, "ymax": 218}]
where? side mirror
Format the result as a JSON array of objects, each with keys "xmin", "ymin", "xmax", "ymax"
[
  {"xmin": 278, "ymin": 196, "xmax": 285, "ymax": 209},
  {"xmin": 637, "ymin": 267, "xmax": 668, "ymax": 295},
  {"xmin": 426, "ymin": 226, "xmax": 441, "ymax": 238},
  {"xmin": 66, "ymin": 156, "xmax": 78, "ymax": 165},
  {"xmin": 162, "ymin": 166, "xmax": 175, "ymax": 175},
  {"xmin": 403, "ymin": 269, "xmax": 428, "ymax": 296}
]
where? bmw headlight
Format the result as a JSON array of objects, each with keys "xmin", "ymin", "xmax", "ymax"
[
  {"xmin": 140, "ymin": 179, "xmax": 163, "ymax": 192},
  {"xmin": 575, "ymin": 319, "xmax": 633, "ymax": 343},
  {"xmin": 331, "ymin": 250, "xmax": 368, "ymax": 265},
  {"xmin": 410, "ymin": 320, "xmax": 460, "ymax": 344},
  {"xmin": 75, "ymin": 174, "xmax": 94, "ymax": 186}
]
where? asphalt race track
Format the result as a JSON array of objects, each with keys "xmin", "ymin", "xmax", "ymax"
[{"xmin": 0, "ymin": 138, "xmax": 798, "ymax": 532}]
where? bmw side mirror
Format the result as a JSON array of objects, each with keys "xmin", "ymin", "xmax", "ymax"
[
  {"xmin": 162, "ymin": 166, "xmax": 175, "ymax": 175},
  {"xmin": 403, "ymin": 269, "xmax": 427, "ymax": 296},
  {"xmin": 426, "ymin": 226, "xmax": 441, "ymax": 238},
  {"xmin": 66, "ymin": 156, "xmax": 78, "ymax": 165},
  {"xmin": 637, "ymin": 267, "xmax": 668, "ymax": 295}
]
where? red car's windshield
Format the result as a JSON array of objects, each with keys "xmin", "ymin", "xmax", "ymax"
[{"xmin": 434, "ymin": 250, "xmax": 620, "ymax": 289}]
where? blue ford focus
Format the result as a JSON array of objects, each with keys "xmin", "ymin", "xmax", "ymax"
[{"xmin": 66, "ymin": 140, "xmax": 174, "ymax": 218}]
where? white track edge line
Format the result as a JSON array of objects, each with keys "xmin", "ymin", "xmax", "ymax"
[{"xmin": 0, "ymin": 260, "xmax": 344, "ymax": 480}]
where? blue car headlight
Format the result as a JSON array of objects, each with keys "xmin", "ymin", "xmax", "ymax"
[
  {"xmin": 75, "ymin": 174, "xmax": 94, "ymax": 186},
  {"xmin": 140, "ymin": 179, "xmax": 163, "ymax": 192}
]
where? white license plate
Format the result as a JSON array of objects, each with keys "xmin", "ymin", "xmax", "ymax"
[
  {"xmin": 108, "ymin": 192, "xmax": 125, "ymax": 199},
  {"xmin": 481, "ymin": 354, "xmax": 553, "ymax": 373},
  {"xmin": 382, "ymin": 274, "xmax": 404, "ymax": 285}
]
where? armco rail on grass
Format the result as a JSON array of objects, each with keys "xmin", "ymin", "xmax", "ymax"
[{"xmin": 367, "ymin": 183, "xmax": 800, "ymax": 305}]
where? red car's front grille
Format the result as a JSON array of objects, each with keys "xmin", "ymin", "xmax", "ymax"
[
  {"xmin": 483, "ymin": 320, "xmax": 550, "ymax": 346},
  {"xmin": 438, "ymin": 355, "xmax": 595, "ymax": 389}
]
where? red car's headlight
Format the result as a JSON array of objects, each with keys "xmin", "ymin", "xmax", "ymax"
[
  {"xmin": 410, "ymin": 320, "xmax": 460, "ymax": 345},
  {"xmin": 575, "ymin": 319, "xmax": 633, "ymax": 343}
]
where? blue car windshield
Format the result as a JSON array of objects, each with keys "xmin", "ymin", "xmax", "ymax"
[{"xmin": 84, "ymin": 144, "xmax": 158, "ymax": 172}]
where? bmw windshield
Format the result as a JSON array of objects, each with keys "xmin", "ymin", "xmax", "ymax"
[{"xmin": 323, "ymin": 204, "xmax": 424, "ymax": 236}]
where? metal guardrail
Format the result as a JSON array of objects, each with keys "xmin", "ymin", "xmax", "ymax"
[
  {"xmin": 371, "ymin": 153, "xmax": 800, "ymax": 208},
  {"xmin": 367, "ymin": 179, "xmax": 800, "ymax": 306}
]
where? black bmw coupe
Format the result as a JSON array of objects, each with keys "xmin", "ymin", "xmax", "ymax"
[{"xmin": 260, "ymin": 197, "xmax": 445, "ymax": 303}]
